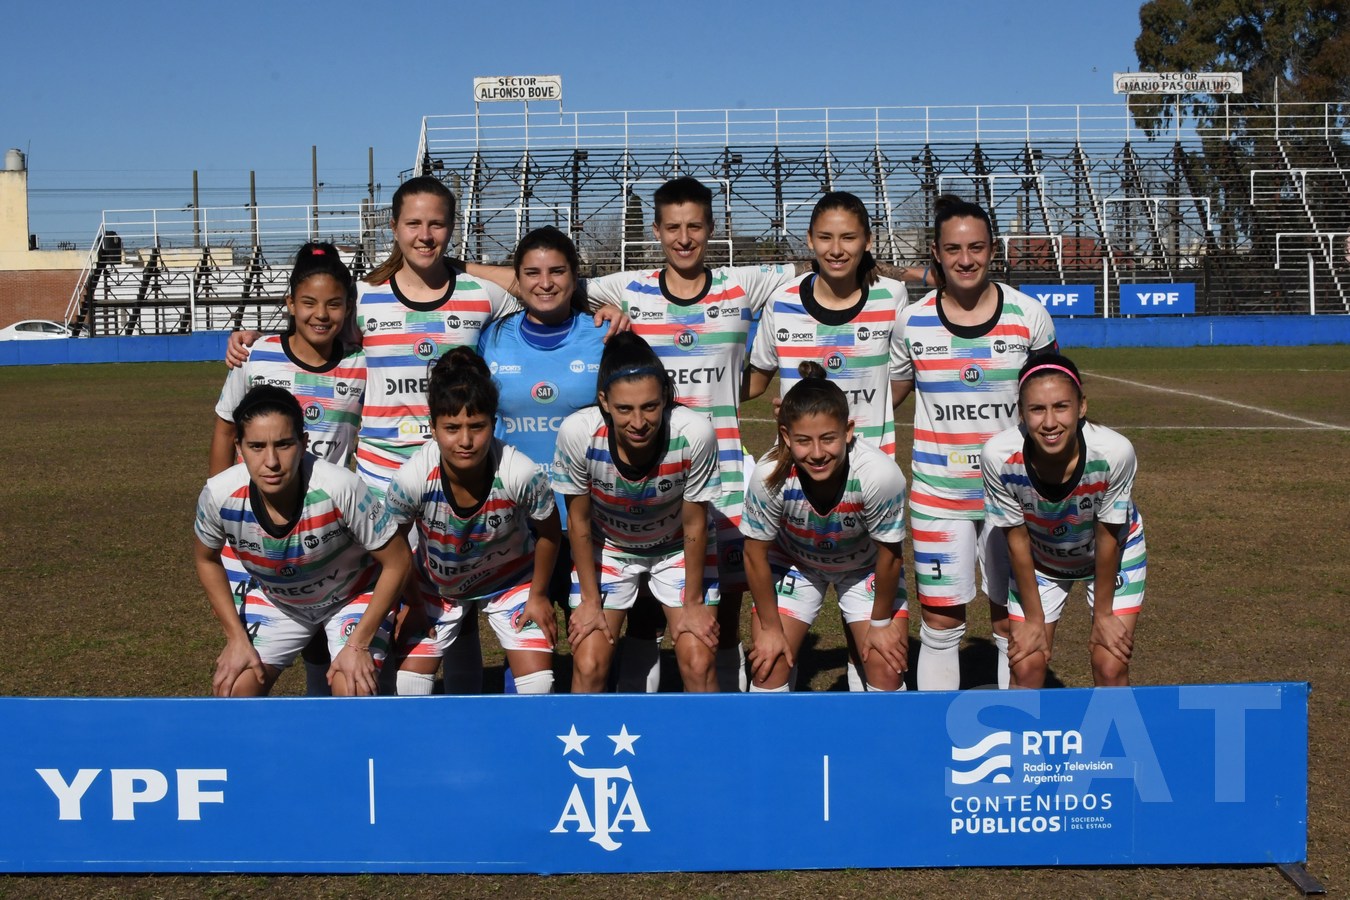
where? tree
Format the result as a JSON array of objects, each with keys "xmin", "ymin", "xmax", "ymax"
[{"xmin": 1132, "ymin": 0, "xmax": 1348, "ymax": 135}]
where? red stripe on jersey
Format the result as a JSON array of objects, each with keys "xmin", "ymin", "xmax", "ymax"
[{"xmin": 915, "ymin": 427, "xmax": 996, "ymax": 445}]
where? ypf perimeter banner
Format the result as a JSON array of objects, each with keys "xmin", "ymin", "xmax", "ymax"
[{"xmin": 0, "ymin": 683, "xmax": 1308, "ymax": 873}]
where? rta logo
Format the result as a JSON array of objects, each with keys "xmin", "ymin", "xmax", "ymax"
[
  {"xmin": 675, "ymin": 330, "xmax": 697, "ymax": 349},
  {"xmin": 856, "ymin": 326, "xmax": 871, "ymax": 341},
  {"xmin": 825, "ymin": 353, "xmax": 845, "ymax": 372},
  {"xmin": 415, "ymin": 339, "xmax": 437, "ymax": 360},
  {"xmin": 960, "ymin": 364, "xmax": 984, "ymax": 385},
  {"xmin": 776, "ymin": 327, "xmax": 790, "ymax": 342},
  {"xmin": 552, "ymin": 724, "xmax": 649, "ymax": 851},
  {"xmin": 303, "ymin": 534, "xmax": 320, "ymax": 549},
  {"xmin": 304, "ymin": 404, "xmax": 322, "ymax": 424}
]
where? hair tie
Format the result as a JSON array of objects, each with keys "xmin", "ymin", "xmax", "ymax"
[
  {"xmin": 311, "ymin": 248, "xmax": 326, "ymax": 255},
  {"xmin": 1019, "ymin": 363, "xmax": 1081, "ymax": 389},
  {"xmin": 603, "ymin": 365, "xmax": 663, "ymax": 390}
]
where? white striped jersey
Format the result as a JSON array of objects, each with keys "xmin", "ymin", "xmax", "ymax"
[
  {"xmin": 891, "ymin": 283, "xmax": 1057, "ymax": 519},
  {"xmin": 384, "ymin": 439, "xmax": 555, "ymax": 602},
  {"xmin": 742, "ymin": 439, "xmax": 908, "ymax": 577},
  {"xmin": 750, "ymin": 274, "xmax": 908, "ymax": 455},
  {"xmin": 982, "ymin": 421, "xmax": 1143, "ymax": 581},
  {"xmin": 195, "ymin": 456, "xmax": 397, "ymax": 623},
  {"xmin": 552, "ymin": 405, "xmax": 721, "ymax": 558}
]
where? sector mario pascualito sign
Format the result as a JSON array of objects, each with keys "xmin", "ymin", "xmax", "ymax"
[
  {"xmin": 474, "ymin": 75, "xmax": 563, "ymax": 102},
  {"xmin": 1113, "ymin": 72, "xmax": 1243, "ymax": 95}
]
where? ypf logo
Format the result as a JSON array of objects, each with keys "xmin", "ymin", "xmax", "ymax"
[
  {"xmin": 960, "ymin": 363, "xmax": 984, "ymax": 386},
  {"xmin": 552, "ymin": 724, "xmax": 649, "ymax": 852},
  {"xmin": 824, "ymin": 353, "xmax": 846, "ymax": 373},
  {"xmin": 415, "ymin": 339, "xmax": 438, "ymax": 361},
  {"xmin": 533, "ymin": 382, "xmax": 558, "ymax": 404},
  {"xmin": 949, "ymin": 730, "xmax": 1013, "ymax": 785},
  {"xmin": 675, "ymin": 330, "xmax": 698, "ymax": 350},
  {"xmin": 303, "ymin": 403, "xmax": 323, "ymax": 425}
]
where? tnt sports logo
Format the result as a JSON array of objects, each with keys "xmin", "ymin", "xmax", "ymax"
[
  {"xmin": 994, "ymin": 339, "xmax": 1007, "ymax": 354},
  {"xmin": 445, "ymin": 314, "xmax": 462, "ymax": 330},
  {"xmin": 365, "ymin": 317, "xmax": 380, "ymax": 333},
  {"xmin": 705, "ymin": 305, "xmax": 720, "ymax": 319},
  {"xmin": 303, "ymin": 403, "xmax": 323, "ymax": 425},
  {"xmin": 335, "ymin": 381, "xmax": 351, "ymax": 397},
  {"xmin": 552, "ymin": 724, "xmax": 649, "ymax": 852},
  {"xmin": 415, "ymin": 339, "xmax": 438, "ymax": 361},
  {"xmin": 488, "ymin": 360, "xmax": 498, "ymax": 374},
  {"xmin": 1079, "ymin": 497, "xmax": 1093, "ymax": 510},
  {"xmin": 824, "ymin": 353, "xmax": 846, "ymax": 373},
  {"xmin": 657, "ymin": 478, "xmax": 674, "ymax": 493},
  {"xmin": 675, "ymin": 330, "xmax": 698, "ymax": 350},
  {"xmin": 776, "ymin": 327, "xmax": 790, "ymax": 342},
  {"xmin": 303, "ymin": 534, "xmax": 320, "ymax": 550},
  {"xmin": 856, "ymin": 325, "xmax": 871, "ymax": 341},
  {"xmin": 569, "ymin": 359, "xmax": 586, "ymax": 374},
  {"xmin": 960, "ymin": 364, "xmax": 984, "ymax": 386},
  {"xmin": 843, "ymin": 514, "xmax": 857, "ymax": 528},
  {"xmin": 911, "ymin": 341, "xmax": 925, "ymax": 356},
  {"xmin": 278, "ymin": 564, "xmax": 298, "ymax": 578},
  {"xmin": 487, "ymin": 514, "xmax": 503, "ymax": 528},
  {"xmin": 532, "ymin": 382, "xmax": 559, "ymax": 404}
]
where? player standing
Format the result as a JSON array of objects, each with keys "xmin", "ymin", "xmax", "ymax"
[
  {"xmin": 193, "ymin": 386, "xmax": 411, "ymax": 696},
  {"xmin": 385, "ymin": 348, "xmax": 562, "ymax": 695},
  {"xmin": 982, "ymin": 354, "xmax": 1145, "ymax": 687},
  {"xmin": 742, "ymin": 363, "xmax": 909, "ymax": 691},
  {"xmin": 552, "ymin": 332, "xmax": 722, "ymax": 693},
  {"xmin": 890, "ymin": 194, "xmax": 1057, "ymax": 691}
]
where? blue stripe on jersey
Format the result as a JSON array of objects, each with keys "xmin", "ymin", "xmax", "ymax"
[{"xmin": 913, "ymin": 450, "xmax": 950, "ymax": 466}]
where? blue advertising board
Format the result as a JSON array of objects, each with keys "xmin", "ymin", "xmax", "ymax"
[
  {"xmin": 1019, "ymin": 284, "xmax": 1097, "ymax": 316},
  {"xmin": 0, "ymin": 683, "xmax": 1307, "ymax": 873},
  {"xmin": 1118, "ymin": 283, "xmax": 1197, "ymax": 315}
]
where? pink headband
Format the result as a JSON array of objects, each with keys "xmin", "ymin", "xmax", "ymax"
[{"xmin": 1019, "ymin": 363, "xmax": 1080, "ymax": 389}]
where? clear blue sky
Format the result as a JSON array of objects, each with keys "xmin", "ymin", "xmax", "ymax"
[{"xmin": 5, "ymin": 0, "xmax": 1147, "ymax": 247}]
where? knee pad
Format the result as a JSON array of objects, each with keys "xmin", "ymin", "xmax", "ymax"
[
  {"xmin": 511, "ymin": 669, "xmax": 554, "ymax": 694},
  {"xmin": 395, "ymin": 670, "xmax": 436, "ymax": 696}
]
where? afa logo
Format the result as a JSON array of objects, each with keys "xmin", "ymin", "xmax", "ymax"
[
  {"xmin": 657, "ymin": 478, "xmax": 674, "ymax": 493},
  {"xmin": 415, "ymin": 339, "xmax": 438, "ymax": 361},
  {"xmin": 675, "ymin": 330, "xmax": 698, "ymax": 350},
  {"xmin": 303, "ymin": 534, "xmax": 320, "ymax": 550},
  {"xmin": 960, "ymin": 364, "xmax": 985, "ymax": 386},
  {"xmin": 445, "ymin": 314, "xmax": 462, "ymax": 330},
  {"xmin": 533, "ymin": 382, "xmax": 559, "ymax": 404},
  {"xmin": 776, "ymin": 327, "xmax": 790, "ymax": 343},
  {"xmin": 569, "ymin": 359, "xmax": 586, "ymax": 374},
  {"xmin": 552, "ymin": 724, "xmax": 649, "ymax": 852},
  {"xmin": 303, "ymin": 403, "xmax": 323, "ymax": 424},
  {"xmin": 824, "ymin": 353, "xmax": 846, "ymax": 373},
  {"xmin": 856, "ymin": 325, "xmax": 871, "ymax": 341}
]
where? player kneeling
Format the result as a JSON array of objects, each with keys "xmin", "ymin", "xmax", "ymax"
[
  {"xmin": 386, "ymin": 348, "xmax": 562, "ymax": 695},
  {"xmin": 193, "ymin": 386, "xmax": 411, "ymax": 696},
  {"xmin": 742, "ymin": 363, "xmax": 910, "ymax": 691},
  {"xmin": 981, "ymin": 354, "xmax": 1146, "ymax": 687},
  {"xmin": 553, "ymin": 332, "xmax": 723, "ymax": 693}
]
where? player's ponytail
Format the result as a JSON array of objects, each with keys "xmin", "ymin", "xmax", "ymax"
[
  {"xmin": 765, "ymin": 362, "xmax": 852, "ymax": 491},
  {"xmin": 428, "ymin": 346, "xmax": 498, "ymax": 420}
]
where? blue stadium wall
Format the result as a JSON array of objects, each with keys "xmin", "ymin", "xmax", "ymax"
[{"xmin": 2, "ymin": 316, "xmax": 1348, "ymax": 367}]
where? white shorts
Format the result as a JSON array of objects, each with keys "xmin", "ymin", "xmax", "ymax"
[
  {"xmin": 402, "ymin": 574, "xmax": 553, "ymax": 659},
  {"xmin": 239, "ymin": 590, "xmax": 393, "ymax": 669},
  {"xmin": 570, "ymin": 544, "xmax": 720, "ymax": 610},
  {"xmin": 713, "ymin": 449, "xmax": 755, "ymax": 595},
  {"xmin": 756, "ymin": 561, "xmax": 908, "ymax": 626},
  {"xmin": 1008, "ymin": 525, "xmax": 1147, "ymax": 622},
  {"xmin": 910, "ymin": 513, "xmax": 1009, "ymax": 609}
]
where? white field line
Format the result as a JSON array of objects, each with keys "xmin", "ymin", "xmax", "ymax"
[{"xmin": 1083, "ymin": 371, "xmax": 1348, "ymax": 432}]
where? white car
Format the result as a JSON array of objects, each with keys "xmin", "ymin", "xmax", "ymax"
[{"xmin": 0, "ymin": 319, "xmax": 76, "ymax": 340}]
